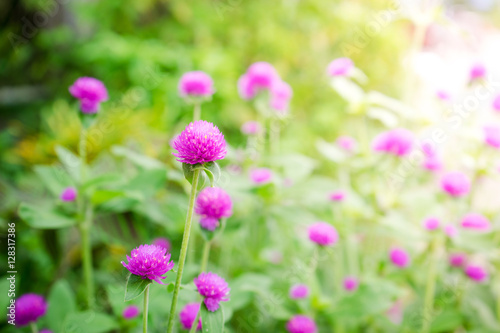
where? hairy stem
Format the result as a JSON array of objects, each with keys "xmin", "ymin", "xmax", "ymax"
[{"xmin": 143, "ymin": 284, "xmax": 150, "ymax": 333}]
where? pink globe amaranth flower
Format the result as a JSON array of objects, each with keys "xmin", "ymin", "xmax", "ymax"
[
  {"xmin": 327, "ymin": 57, "xmax": 354, "ymax": 77},
  {"xmin": 386, "ymin": 300, "xmax": 403, "ymax": 325},
  {"xmin": 444, "ymin": 224, "xmax": 458, "ymax": 238},
  {"xmin": 194, "ymin": 272, "xmax": 230, "ymax": 312},
  {"xmin": 484, "ymin": 126, "xmax": 500, "ymax": 148},
  {"xmin": 40, "ymin": 330, "xmax": 53, "ymax": 333},
  {"xmin": 336, "ymin": 136, "xmax": 357, "ymax": 152},
  {"xmin": 493, "ymin": 95, "xmax": 500, "ymax": 112},
  {"xmin": 465, "ymin": 264, "xmax": 488, "ymax": 282},
  {"xmin": 329, "ymin": 190, "xmax": 346, "ymax": 202},
  {"xmin": 289, "ymin": 284, "xmax": 309, "ymax": 299},
  {"xmin": 172, "ymin": 121, "xmax": 227, "ymax": 165},
  {"xmin": 389, "ymin": 247, "xmax": 410, "ymax": 268},
  {"xmin": 69, "ymin": 77, "xmax": 108, "ymax": 114},
  {"xmin": 372, "ymin": 128, "xmax": 414, "ymax": 157},
  {"xmin": 436, "ymin": 90, "xmax": 451, "ymax": 101},
  {"xmin": 195, "ymin": 187, "xmax": 233, "ymax": 231},
  {"xmin": 269, "ymin": 80, "xmax": 293, "ymax": 113},
  {"xmin": 421, "ymin": 143, "xmax": 442, "ymax": 171},
  {"xmin": 60, "ymin": 187, "xmax": 77, "ymax": 202},
  {"xmin": 121, "ymin": 244, "xmax": 174, "ymax": 285},
  {"xmin": 152, "ymin": 237, "xmax": 171, "ymax": 252},
  {"xmin": 308, "ymin": 222, "xmax": 338, "ymax": 246},
  {"xmin": 14, "ymin": 294, "xmax": 48, "ymax": 326},
  {"xmin": 343, "ymin": 276, "xmax": 359, "ymax": 292},
  {"xmin": 470, "ymin": 63, "xmax": 486, "ymax": 80},
  {"xmin": 122, "ymin": 305, "xmax": 140, "ymax": 320},
  {"xmin": 449, "ymin": 253, "xmax": 467, "ymax": 267},
  {"xmin": 250, "ymin": 168, "xmax": 273, "ymax": 185},
  {"xmin": 440, "ymin": 171, "xmax": 470, "ymax": 197},
  {"xmin": 241, "ymin": 121, "xmax": 263, "ymax": 135},
  {"xmin": 179, "ymin": 303, "xmax": 202, "ymax": 331},
  {"xmin": 286, "ymin": 315, "xmax": 317, "ymax": 333},
  {"xmin": 461, "ymin": 213, "xmax": 491, "ymax": 231},
  {"xmin": 238, "ymin": 62, "xmax": 280, "ymax": 99},
  {"xmin": 178, "ymin": 71, "xmax": 214, "ymax": 98},
  {"xmin": 423, "ymin": 217, "xmax": 440, "ymax": 231}
]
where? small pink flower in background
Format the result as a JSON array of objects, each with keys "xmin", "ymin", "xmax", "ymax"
[
  {"xmin": 336, "ymin": 136, "xmax": 357, "ymax": 152},
  {"xmin": 172, "ymin": 121, "xmax": 227, "ymax": 165},
  {"xmin": 69, "ymin": 77, "xmax": 108, "ymax": 114},
  {"xmin": 389, "ymin": 247, "xmax": 410, "ymax": 268},
  {"xmin": 449, "ymin": 253, "xmax": 467, "ymax": 267},
  {"xmin": 122, "ymin": 305, "xmax": 140, "ymax": 320},
  {"xmin": 121, "ymin": 244, "xmax": 174, "ymax": 285},
  {"xmin": 152, "ymin": 237, "xmax": 171, "ymax": 252},
  {"xmin": 308, "ymin": 222, "xmax": 338, "ymax": 246},
  {"xmin": 372, "ymin": 128, "xmax": 414, "ymax": 157},
  {"xmin": 484, "ymin": 126, "xmax": 500, "ymax": 148},
  {"xmin": 465, "ymin": 264, "xmax": 488, "ymax": 282},
  {"xmin": 343, "ymin": 276, "xmax": 359, "ymax": 292},
  {"xmin": 436, "ymin": 90, "xmax": 451, "ymax": 101},
  {"xmin": 440, "ymin": 171, "xmax": 470, "ymax": 197},
  {"xmin": 195, "ymin": 187, "xmax": 233, "ymax": 231},
  {"xmin": 286, "ymin": 315, "xmax": 317, "ymax": 333},
  {"xmin": 461, "ymin": 213, "xmax": 491, "ymax": 232},
  {"xmin": 179, "ymin": 303, "xmax": 202, "ymax": 331},
  {"xmin": 60, "ymin": 187, "xmax": 77, "ymax": 202},
  {"xmin": 241, "ymin": 121, "xmax": 263, "ymax": 135},
  {"xmin": 194, "ymin": 272, "xmax": 230, "ymax": 312},
  {"xmin": 422, "ymin": 217, "xmax": 440, "ymax": 231},
  {"xmin": 270, "ymin": 80, "xmax": 293, "ymax": 113},
  {"xmin": 329, "ymin": 190, "xmax": 346, "ymax": 202},
  {"xmin": 178, "ymin": 71, "xmax": 214, "ymax": 98},
  {"xmin": 238, "ymin": 62, "xmax": 280, "ymax": 100},
  {"xmin": 444, "ymin": 224, "xmax": 458, "ymax": 238},
  {"xmin": 385, "ymin": 300, "xmax": 403, "ymax": 325},
  {"xmin": 493, "ymin": 95, "xmax": 500, "ymax": 112},
  {"xmin": 40, "ymin": 330, "xmax": 53, "ymax": 333},
  {"xmin": 421, "ymin": 143, "xmax": 442, "ymax": 172},
  {"xmin": 469, "ymin": 63, "xmax": 486, "ymax": 81},
  {"xmin": 327, "ymin": 57, "xmax": 354, "ymax": 77},
  {"xmin": 250, "ymin": 168, "xmax": 273, "ymax": 185},
  {"xmin": 14, "ymin": 294, "xmax": 48, "ymax": 326},
  {"xmin": 289, "ymin": 284, "xmax": 309, "ymax": 299}
]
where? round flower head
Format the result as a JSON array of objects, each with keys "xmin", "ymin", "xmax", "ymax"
[
  {"xmin": 423, "ymin": 217, "xmax": 440, "ymax": 231},
  {"xmin": 152, "ymin": 237, "xmax": 171, "ymax": 252},
  {"xmin": 449, "ymin": 253, "xmax": 467, "ymax": 267},
  {"xmin": 289, "ymin": 284, "xmax": 309, "ymax": 299},
  {"xmin": 436, "ymin": 90, "xmax": 451, "ymax": 101},
  {"xmin": 238, "ymin": 62, "xmax": 280, "ymax": 99},
  {"xmin": 69, "ymin": 77, "xmax": 108, "ymax": 114},
  {"xmin": 470, "ymin": 63, "xmax": 486, "ymax": 81},
  {"xmin": 122, "ymin": 305, "xmax": 140, "ymax": 320},
  {"xmin": 327, "ymin": 57, "xmax": 354, "ymax": 77},
  {"xmin": 441, "ymin": 171, "xmax": 470, "ymax": 197},
  {"xmin": 179, "ymin": 303, "xmax": 202, "ymax": 331},
  {"xmin": 493, "ymin": 95, "xmax": 500, "ymax": 112},
  {"xmin": 121, "ymin": 244, "xmax": 174, "ymax": 284},
  {"xmin": 329, "ymin": 190, "xmax": 346, "ymax": 202},
  {"xmin": 465, "ymin": 264, "xmax": 488, "ymax": 282},
  {"xmin": 286, "ymin": 315, "xmax": 317, "ymax": 333},
  {"xmin": 308, "ymin": 222, "xmax": 338, "ymax": 246},
  {"xmin": 14, "ymin": 294, "xmax": 48, "ymax": 326},
  {"xmin": 461, "ymin": 213, "xmax": 491, "ymax": 232},
  {"xmin": 172, "ymin": 121, "xmax": 227, "ymax": 165},
  {"xmin": 343, "ymin": 276, "xmax": 359, "ymax": 292},
  {"xmin": 270, "ymin": 80, "xmax": 293, "ymax": 113},
  {"xmin": 444, "ymin": 224, "xmax": 458, "ymax": 238},
  {"xmin": 241, "ymin": 121, "xmax": 263, "ymax": 135},
  {"xmin": 250, "ymin": 168, "xmax": 273, "ymax": 185},
  {"xmin": 194, "ymin": 272, "xmax": 230, "ymax": 312},
  {"xmin": 195, "ymin": 187, "xmax": 233, "ymax": 231},
  {"xmin": 178, "ymin": 71, "xmax": 214, "ymax": 98},
  {"xmin": 336, "ymin": 135, "xmax": 357, "ymax": 152},
  {"xmin": 372, "ymin": 128, "xmax": 414, "ymax": 157},
  {"xmin": 484, "ymin": 126, "xmax": 500, "ymax": 148},
  {"xmin": 60, "ymin": 187, "xmax": 77, "ymax": 202},
  {"xmin": 389, "ymin": 247, "xmax": 410, "ymax": 268}
]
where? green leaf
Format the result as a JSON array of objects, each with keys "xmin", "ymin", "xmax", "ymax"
[
  {"xmin": 64, "ymin": 311, "xmax": 118, "ymax": 333},
  {"xmin": 112, "ymin": 145, "xmax": 164, "ymax": 170},
  {"xmin": 204, "ymin": 161, "xmax": 221, "ymax": 186},
  {"xmin": 166, "ymin": 282, "xmax": 175, "ymax": 293},
  {"xmin": 18, "ymin": 203, "xmax": 76, "ymax": 229},
  {"xmin": 46, "ymin": 279, "xmax": 77, "ymax": 331},
  {"xmin": 34, "ymin": 165, "xmax": 73, "ymax": 197},
  {"xmin": 200, "ymin": 302, "xmax": 224, "ymax": 333},
  {"xmin": 54, "ymin": 145, "xmax": 81, "ymax": 183},
  {"xmin": 182, "ymin": 163, "xmax": 208, "ymax": 190},
  {"xmin": 125, "ymin": 274, "xmax": 152, "ymax": 301}
]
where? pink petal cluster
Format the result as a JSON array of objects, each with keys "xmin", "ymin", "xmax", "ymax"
[
  {"xmin": 493, "ymin": 95, "xmax": 500, "ymax": 112},
  {"xmin": 269, "ymin": 80, "xmax": 293, "ymax": 113},
  {"xmin": 289, "ymin": 284, "xmax": 309, "ymax": 299},
  {"xmin": 122, "ymin": 305, "xmax": 140, "ymax": 320},
  {"xmin": 336, "ymin": 135, "xmax": 357, "ymax": 152},
  {"xmin": 152, "ymin": 237, "xmax": 171, "ymax": 252},
  {"xmin": 328, "ymin": 190, "xmax": 346, "ymax": 202},
  {"xmin": 14, "ymin": 294, "xmax": 48, "ymax": 326},
  {"xmin": 343, "ymin": 276, "xmax": 359, "ymax": 292},
  {"xmin": 286, "ymin": 315, "xmax": 317, "ymax": 333},
  {"xmin": 372, "ymin": 128, "xmax": 414, "ymax": 157},
  {"xmin": 178, "ymin": 71, "xmax": 214, "ymax": 98},
  {"xmin": 449, "ymin": 253, "xmax": 467, "ymax": 267},
  {"xmin": 250, "ymin": 168, "xmax": 273, "ymax": 185},
  {"xmin": 461, "ymin": 213, "xmax": 491, "ymax": 231},
  {"xmin": 195, "ymin": 187, "xmax": 233, "ymax": 231},
  {"xmin": 421, "ymin": 143, "xmax": 442, "ymax": 172},
  {"xmin": 389, "ymin": 247, "xmax": 410, "ymax": 268},
  {"xmin": 440, "ymin": 171, "xmax": 470, "ymax": 197},
  {"xmin": 60, "ymin": 187, "xmax": 77, "ymax": 202},
  {"xmin": 444, "ymin": 224, "xmax": 458, "ymax": 238},
  {"xmin": 469, "ymin": 63, "xmax": 486, "ymax": 80},
  {"xmin": 422, "ymin": 217, "xmax": 440, "ymax": 231},
  {"xmin": 69, "ymin": 77, "xmax": 108, "ymax": 114},
  {"xmin": 436, "ymin": 90, "xmax": 451, "ymax": 101},
  {"xmin": 194, "ymin": 272, "xmax": 230, "ymax": 312},
  {"xmin": 327, "ymin": 57, "xmax": 354, "ymax": 77},
  {"xmin": 484, "ymin": 126, "xmax": 500, "ymax": 148},
  {"xmin": 172, "ymin": 121, "xmax": 227, "ymax": 165},
  {"xmin": 308, "ymin": 222, "xmax": 338, "ymax": 246},
  {"xmin": 179, "ymin": 303, "xmax": 202, "ymax": 331},
  {"xmin": 241, "ymin": 121, "xmax": 263, "ymax": 135},
  {"xmin": 238, "ymin": 62, "xmax": 280, "ymax": 100},
  {"xmin": 121, "ymin": 244, "xmax": 174, "ymax": 284},
  {"xmin": 465, "ymin": 264, "xmax": 488, "ymax": 282}
]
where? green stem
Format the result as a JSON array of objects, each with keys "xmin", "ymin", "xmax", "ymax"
[
  {"xmin": 421, "ymin": 237, "xmax": 439, "ymax": 333},
  {"xmin": 167, "ymin": 168, "xmax": 201, "ymax": 333},
  {"xmin": 30, "ymin": 322, "xmax": 39, "ymax": 333},
  {"xmin": 188, "ymin": 305, "xmax": 201, "ymax": 333},
  {"xmin": 193, "ymin": 103, "xmax": 201, "ymax": 122},
  {"xmin": 143, "ymin": 284, "xmax": 150, "ymax": 333},
  {"xmin": 200, "ymin": 240, "xmax": 211, "ymax": 273}
]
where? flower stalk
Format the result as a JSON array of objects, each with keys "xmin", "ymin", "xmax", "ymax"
[{"xmin": 143, "ymin": 284, "xmax": 150, "ymax": 333}]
